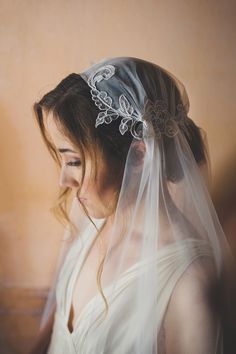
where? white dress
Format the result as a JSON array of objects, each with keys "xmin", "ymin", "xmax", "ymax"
[{"xmin": 47, "ymin": 219, "xmax": 221, "ymax": 354}]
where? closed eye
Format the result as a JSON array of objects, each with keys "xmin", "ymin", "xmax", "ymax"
[{"xmin": 66, "ymin": 160, "xmax": 81, "ymax": 167}]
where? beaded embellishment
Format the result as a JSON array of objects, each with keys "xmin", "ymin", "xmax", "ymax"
[{"xmin": 86, "ymin": 64, "xmax": 188, "ymax": 139}]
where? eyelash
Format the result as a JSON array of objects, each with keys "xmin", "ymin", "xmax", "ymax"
[{"xmin": 66, "ymin": 160, "xmax": 81, "ymax": 167}]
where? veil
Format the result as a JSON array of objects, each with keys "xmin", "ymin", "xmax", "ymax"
[{"xmin": 37, "ymin": 57, "xmax": 232, "ymax": 354}]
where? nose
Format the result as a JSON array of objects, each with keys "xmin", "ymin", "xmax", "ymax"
[{"xmin": 59, "ymin": 166, "xmax": 79, "ymax": 189}]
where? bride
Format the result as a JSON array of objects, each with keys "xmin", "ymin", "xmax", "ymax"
[{"xmin": 29, "ymin": 56, "xmax": 230, "ymax": 353}]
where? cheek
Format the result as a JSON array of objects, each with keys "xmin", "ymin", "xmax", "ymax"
[
  {"xmin": 80, "ymin": 158, "xmax": 122, "ymax": 205},
  {"xmin": 99, "ymin": 177, "xmax": 115, "ymax": 194},
  {"xmin": 97, "ymin": 167, "xmax": 121, "ymax": 199},
  {"xmin": 79, "ymin": 171, "xmax": 97, "ymax": 198},
  {"xmin": 80, "ymin": 172, "xmax": 112, "ymax": 200},
  {"xmin": 79, "ymin": 176, "xmax": 90, "ymax": 194}
]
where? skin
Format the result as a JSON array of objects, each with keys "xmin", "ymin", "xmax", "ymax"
[
  {"xmin": 30, "ymin": 111, "xmax": 219, "ymax": 353},
  {"xmin": 44, "ymin": 111, "xmax": 119, "ymax": 220},
  {"xmin": 44, "ymin": 114, "xmax": 172, "ymax": 248},
  {"xmin": 43, "ymin": 112, "xmax": 124, "ymax": 334}
]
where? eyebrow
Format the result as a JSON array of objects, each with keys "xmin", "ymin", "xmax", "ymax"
[{"xmin": 58, "ymin": 148, "xmax": 78, "ymax": 153}]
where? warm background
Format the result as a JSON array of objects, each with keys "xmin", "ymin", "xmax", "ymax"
[{"xmin": 0, "ymin": 0, "xmax": 235, "ymax": 353}]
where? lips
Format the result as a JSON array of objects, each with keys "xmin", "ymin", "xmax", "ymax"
[{"xmin": 79, "ymin": 197, "xmax": 87, "ymax": 202}]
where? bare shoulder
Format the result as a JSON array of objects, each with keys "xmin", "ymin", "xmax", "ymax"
[
  {"xmin": 167, "ymin": 256, "xmax": 218, "ymax": 318},
  {"xmin": 163, "ymin": 257, "xmax": 221, "ymax": 354},
  {"xmin": 175, "ymin": 256, "xmax": 217, "ymax": 299}
]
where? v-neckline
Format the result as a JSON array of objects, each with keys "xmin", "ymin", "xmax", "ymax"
[
  {"xmin": 66, "ymin": 218, "xmax": 105, "ymax": 335},
  {"xmin": 65, "ymin": 223, "xmax": 205, "ymax": 336},
  {"xmin": 67, "ymin": 258, "xmax": 149, "ymax": 336},
  {"xmin": 66, "ymin": 246, "xmax": 159, "ymax": 334},
  {"xmin": 65, "ymin": 217, "xmax": 148, "ymax": 336}
]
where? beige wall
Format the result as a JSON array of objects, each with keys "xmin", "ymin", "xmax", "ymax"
[{"xmin": 0, "ymin": 0, "xmax": 235, "ymax": 290}]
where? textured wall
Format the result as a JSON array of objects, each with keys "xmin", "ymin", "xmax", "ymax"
[{"xmin": 0, "ymin": 0, "xmax": 235, "ymax": 352}]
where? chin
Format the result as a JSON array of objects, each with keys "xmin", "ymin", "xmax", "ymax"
[{"xmin": 86, "ymin": 206, "xmax": 112, "ymax": 220}]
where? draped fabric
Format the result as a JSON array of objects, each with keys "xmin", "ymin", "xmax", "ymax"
[
  {"xmin": 36, "ymin": 57, "xmax": 231, "ymax": 353},
  {"xmin": 48, "ymin": 218, "xmax": 222, "ymax": 354}
]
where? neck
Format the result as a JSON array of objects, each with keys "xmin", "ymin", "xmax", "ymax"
[{"xmin": 97, "ymin": 196, "xmax": 172, "ymax": 253}]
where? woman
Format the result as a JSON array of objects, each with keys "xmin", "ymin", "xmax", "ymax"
[{"xmin": 30, "ymin": 57, "xmax": 231, "ymax": 353}]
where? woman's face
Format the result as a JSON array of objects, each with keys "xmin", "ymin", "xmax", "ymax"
[{"xmin": 44, "ymin": 112, "xmax": 119, "ymax": 219}]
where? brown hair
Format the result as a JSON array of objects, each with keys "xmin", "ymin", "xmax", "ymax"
[
  {"xmin": 33, "ymin": 67, "xmax": 208, "ymax": 319},
  {"xmin": 33, "ymin": 74, "xmax": 134, "ymax": 318}
]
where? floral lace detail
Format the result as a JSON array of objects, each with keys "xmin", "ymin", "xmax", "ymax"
[
  {"xmin": 142, "ymin": 98, "xmax": 188, "ymax": 139},
  {"xmin": 87, "ymin": 64, "xmax": 188, "ymax": 139}
]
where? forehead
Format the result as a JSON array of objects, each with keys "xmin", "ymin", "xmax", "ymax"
[{"xmin": 44, "ymin": 111, "xmax": 74, "ymax": 149}]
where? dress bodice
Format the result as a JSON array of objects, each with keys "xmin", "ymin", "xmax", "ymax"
[{"xmin": 47, "ymin": 219, "xmax": 215, "ymax": 354}]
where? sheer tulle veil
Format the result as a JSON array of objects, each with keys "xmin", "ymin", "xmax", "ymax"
[{"xmin": 38, "ymin": 57, "xmax": 233, "ymax": 353}]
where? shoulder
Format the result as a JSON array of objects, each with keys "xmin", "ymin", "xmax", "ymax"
[
  {"xmin": 163, "ymin": 258, "xmax": 220, "ymax": 353},
  {"xmin": 172, "ymin": 256, "xmax": 216, "ymax": 304}
]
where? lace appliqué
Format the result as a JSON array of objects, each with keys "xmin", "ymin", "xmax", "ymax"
[
  {"xmin": 142, "ymin": 99, "xmax": 188, "ymax": 139},
  {"xmin": 87, "ymin": 64, "xmax": 188, "ymax": 139}
]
